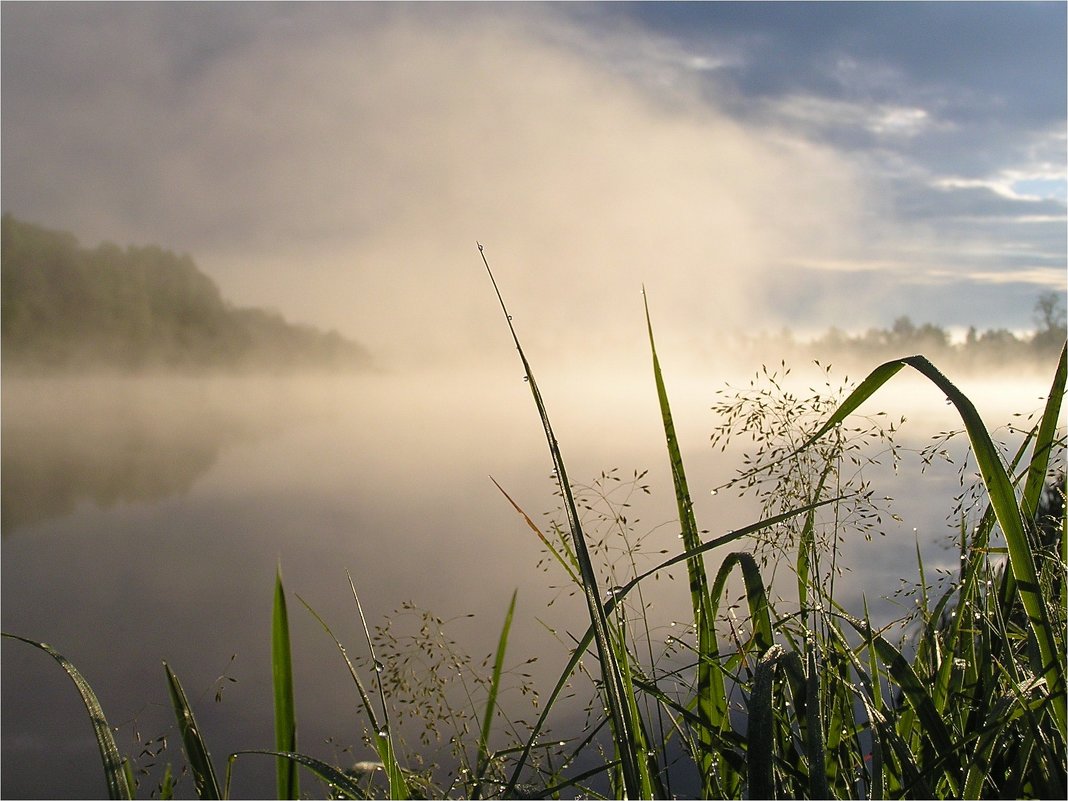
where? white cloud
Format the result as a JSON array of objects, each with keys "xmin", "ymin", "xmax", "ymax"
[{"xmin": 765, "ymin": 94, "xmax": 943, "ymax": 140}]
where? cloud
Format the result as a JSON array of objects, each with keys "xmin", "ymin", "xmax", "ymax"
[
  {"xmin": 758, "ymin": 95, "xmax": 945, "ymax": 141},
  {"xmin": 2, "ymin": 3, "xmax": 1063, "ymax": 366},
  {"xmin": 2, "ymin": 4, "xmax": 878, "ymax": 366}
]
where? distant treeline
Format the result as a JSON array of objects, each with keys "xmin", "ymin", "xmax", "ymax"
[
  {"xmin": 1, "ymin": 215, "xmax": 373, "ymax": 373},
  {"xmin": 737, "ymin": 293, "xmax": 1066, "ymax": 371}
]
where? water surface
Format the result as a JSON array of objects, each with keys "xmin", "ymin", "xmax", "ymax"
[{"xmin": 1, "ymin": 363, "xmax": 1056, "ymax": 798}]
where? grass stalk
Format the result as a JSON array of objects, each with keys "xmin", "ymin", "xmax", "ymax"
[
  {"xmin": 472, "ymin": 589, "xmax": 518, "ymax": 799},
  {"xmin": 480, "ymin": 243, "xmax": 647, "ymax": 798},
  {"xmin": 643, "ymin": 290, "xmax": 728, "ymax": 796},
  {"xmin": 272, "ymin": 565, "xmax": 299, "ymax": 800}
]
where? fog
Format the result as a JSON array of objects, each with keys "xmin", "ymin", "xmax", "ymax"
[
  {"xmin": 2, "ymin": 5, "xmax": 887, "ymax": 369},
  {"xmin": 2, "ymin": 353, "xmax": 1061, "ymax": 797}
]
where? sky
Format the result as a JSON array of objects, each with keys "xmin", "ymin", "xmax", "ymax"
[{"xmin": 2, "ymin": 1, "xmax": 1066, "ymax": 367}]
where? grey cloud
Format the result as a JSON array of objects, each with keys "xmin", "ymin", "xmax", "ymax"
[
  {"xmin": 892, "ymin": 183, "xmax": 1067, "ymax": 222},
  {"xmin": 602, "ymin": 2, "xmax": 1066, "ymax": 125},
  {"xmin": 763, "ymin": 265, "xmax": 1057, "ymax": 334}
]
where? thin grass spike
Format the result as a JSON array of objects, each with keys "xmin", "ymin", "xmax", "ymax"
[{"xmin": 480, "ymin": 244, "xmax": 648, "ymax": 798}]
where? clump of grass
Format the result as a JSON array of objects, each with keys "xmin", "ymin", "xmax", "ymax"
[{"xmin": 4, "ymin": 249, "xmax": 1064, "ymax": 799}]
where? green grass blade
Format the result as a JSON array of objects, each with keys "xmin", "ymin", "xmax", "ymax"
[
  {"xmin": 229, "ymin": 750, "xmax": 366, "ymax": 799},
  {"xmin": 164, "ymin": 662, "xmax": 222, "ymax": 800},
  {"xmin": 1021, "ymin": 342, "xmax": 1066, "ymax": 520},
  {"xmin": 482, "ymin": 245, "xmax": 645, "ymax": 798},
  {"xmin": 709, "ymin": 552, "xmax": 774, "ymax": 654},
  {"xmin": 1, "ymin": 633, "xmax": 133, "ymax": 800},
  {"xmin": 159, "ymin": 762, "xmax": 175, "ymax": 800},
  {"xmin": 272, "ymin": 566, "xmax": 299, "ymax": 800},
  {"xmin": 473, "ymin": 589, "xmax": 518, "ymax": 799},
  {"xmin": 643, "ymin": 290, "xmax": 721, "ymax": 794}
]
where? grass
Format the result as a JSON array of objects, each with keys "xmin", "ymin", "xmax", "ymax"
[{"xmin": 3, "ymin": 249, "xmax": 1065, "ymax": 798}]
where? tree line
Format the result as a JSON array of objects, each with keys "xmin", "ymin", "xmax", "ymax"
[
  {"xmin": 737, "ymin": 292, "xmax": 1066, "ymax": 371},
  {"xmin": 1, "ymin": 215, "xmax": 372, "ymax": 373}
]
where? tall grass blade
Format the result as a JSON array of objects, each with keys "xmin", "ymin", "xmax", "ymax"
[
  {"xmin": 1021, "ymin": 342, "xmax": 1066, "ymax": 520},
  {"xmin": 473, "ymin": 589, "xmax": 518, "ymax": 799},
  {"xmin": 1, "ymin": 633, "xmax": 133, "ymax": 800},
  {"xmin": 272, "ymin": 565, "xmax": 299, "ymax": 800},
  {"xmin": 481, "ymin": 244, "xmax": 645, "ymax": 798},
  {"xmin": 643, "ymin": 290, "xmax": 722, "ymax": 795},
  {"xmin": 164, "ymin": 662, "xmax": 222, "ymax": 800}
]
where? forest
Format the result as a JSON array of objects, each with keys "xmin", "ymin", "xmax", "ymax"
[{"xmin": 1, "ymin": 215, "xmax": 373, "ymax": 373}]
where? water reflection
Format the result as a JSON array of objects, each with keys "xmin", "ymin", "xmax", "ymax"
[
  {"xmin": 2, "ymin": 378, "xmax": 281, "ymax": 534},
  {"xmin": 0, "ymin": 366, "xmax": 1058, "ymax": 799}
]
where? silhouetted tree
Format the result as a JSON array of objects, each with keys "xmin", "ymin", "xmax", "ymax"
[{"xmin": 1033, "ymin": 290, "xmax": 1067, "ymax": 357}]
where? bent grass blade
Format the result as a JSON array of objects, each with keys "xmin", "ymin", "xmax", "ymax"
[
  {"xmin": 228, "ymin": 751, "xmax": 365, "ymax": 800},
  {"xmin": 755, "ymin": 349, "xmax": 1065, "ymax": 734},
  {"xmin": 1, "ymin": 633, "xmax": 134, "ymax": 800}
]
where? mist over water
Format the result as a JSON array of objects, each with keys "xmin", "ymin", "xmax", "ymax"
[{"xmin": 2, "ymin": 358, "xmax": 1058, "ymax": 798}]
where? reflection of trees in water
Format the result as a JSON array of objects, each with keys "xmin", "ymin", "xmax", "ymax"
[{"xmin": 1, "ymin": 380, "xmax": 274, "ymax": 534}]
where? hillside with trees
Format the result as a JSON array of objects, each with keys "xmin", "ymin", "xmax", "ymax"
[{"xmin": 1, "ymin": 215, "xmax": 372, "ymax": 373}]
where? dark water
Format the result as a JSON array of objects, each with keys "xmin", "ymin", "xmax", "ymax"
[{"xmin": 1, "ymin": 367, "xmax": 1053, "ymax": 798}]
